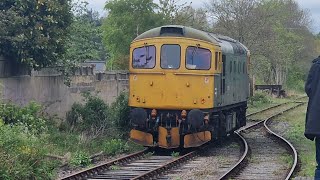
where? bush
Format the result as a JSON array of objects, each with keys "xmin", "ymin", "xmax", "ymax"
[
  {"xmin": 104, "ymin": 139, "xmax": 129, "ymax": 156},
  {"xmin": 66, "ymin": 92, "xmax": 130, "ymax": 138},
  {"xmin": 0, "ymin": 101, "xmax": 47, "ymax": 134},
  {"xmin": 109, "ymin": 92, "xmax": 130, "ymax": 133},
  {"xmin": 66, "ymin": 92, "xmax": 109, "ymax": 137},
  {"xmin": 70, "ymin": 151, "xmax": 91, "ymax": 167},
  {"xmin": 249, "ymin": 91, "xmax": 271, "ymax": 105},
  {"xmin": 0, "ymin": 125, "xmax": 58, "ymax": 179}
]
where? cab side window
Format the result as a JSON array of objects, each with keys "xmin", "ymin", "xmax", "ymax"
[
  {"xmin": 186, "ymin": 47, "xmax": 211, "ymax": 70},
  {"xmin": 132, "ymin": 46, "xmax": 156, "ymax": 69}
]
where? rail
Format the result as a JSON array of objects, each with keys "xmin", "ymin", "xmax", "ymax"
[{"xmin": 219, "ymin": 101, "xmax": 305, "ymax": 180}]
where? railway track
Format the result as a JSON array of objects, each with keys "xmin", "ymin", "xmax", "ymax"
[
  {"xmin": 219, "ymin": 101, "xmax": 305, "ymax": 180},
  {"xmin": 60, "ymin": 97, "xmax": 306, "ymax": 180},
  {"xmin": 159, "ymin": 100, "xmax": 305, "ymax": 180},
  {"xmin": 61, "ymin": 147, "xmax": 202, "ymax": 180}
]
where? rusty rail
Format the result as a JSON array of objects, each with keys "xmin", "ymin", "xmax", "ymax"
[
  {"xmin": 131, "ymin": 150, "xmax": 198, "ymax": 180},
  {"xmin": 60, "ymin": 148, "xmax": 149, "ymax": 180}
]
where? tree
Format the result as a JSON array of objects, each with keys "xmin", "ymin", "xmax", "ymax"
[
  {"xmin": 206, "ymin": 0, "xmax": 316, "ymax": 86},
  {"xmin": 0, "ymin": 0, "xmax": 72, "ymax": 70},
  {"xmin": 157, "ymin": 0, "xmax": 209, "ymax": 30},
  {"xmin": 58, "ymin": 1, "xmax": 107, "ymax": 80},
  {"xmin": 102, "ymin": 0, "xmax": 162, "ymax": 70},
  {"xmin": 206, "ymin": 0, "xmax": 267, "ymax": 46}
]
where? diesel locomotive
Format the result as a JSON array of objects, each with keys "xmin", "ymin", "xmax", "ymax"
[{"xmin": 129, "ymin": 25, "xmax": 250, "ymax": 149}]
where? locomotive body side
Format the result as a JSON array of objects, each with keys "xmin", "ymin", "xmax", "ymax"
[{"xmin": 129, "ymin": 26, "xmax": 249, "ymax": 148}]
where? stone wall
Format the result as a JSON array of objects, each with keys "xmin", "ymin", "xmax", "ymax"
[{"xmin": 0, "ymin": 71, "xmax": 129, "ymax": 119}]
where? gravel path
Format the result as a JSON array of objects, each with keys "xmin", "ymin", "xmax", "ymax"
[{"xmin": 159, "ymin": 138, "xmax": 242, "ymax": 180}]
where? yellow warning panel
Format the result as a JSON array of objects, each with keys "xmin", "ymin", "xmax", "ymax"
[
  {"xmin": 130, "ymin": 129, "xmax": 154, "ymax": 147},
  {"xmin": 158, "ymin": 126, "xmax": 180, "ymax": 149},
  {"xmin": 184, "ymin": 131, "xmax": 211, "ymax": 148}
]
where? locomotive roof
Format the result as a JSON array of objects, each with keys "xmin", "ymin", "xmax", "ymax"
[{"xmin": 134, "ymin": 25, "xmax": 248, "ymax": 55}]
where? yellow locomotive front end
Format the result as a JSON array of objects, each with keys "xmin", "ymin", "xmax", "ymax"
[{"xmin": 129, "ymin": 26, "xmax": 222, "ymax": 148}]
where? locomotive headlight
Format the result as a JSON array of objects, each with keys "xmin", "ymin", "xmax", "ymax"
[{"xmin": 201, "ymin": 98, "xmax": 206, "ymax": 104}]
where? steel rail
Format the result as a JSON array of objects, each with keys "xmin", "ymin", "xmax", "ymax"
[
  {"xmin": 264, "ymin": 102, "xmax": 305, "ymax": 180},
  {"xmin": 246, "ymin": 102, "xmax": 288, "ymax": 117},
  {"xmin": 217, "ymin": 131, "xmax": 249, "ymax": 179},
  {"xmin": 246, "ymin": 95, "xmax": 307, "ymax": 117},
  {"xmin": 60, "ymin": 148, "xmax": 149, "ymax": 180},
  {"xmin": 219, "ymin": 102, "xmax": 305, "ymax": 180},
  {"xmin": 131, "ymin": 150, "xmax": 198, "ymax": 180}
]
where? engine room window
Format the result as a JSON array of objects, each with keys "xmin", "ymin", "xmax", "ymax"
[
  {"xmin": 186, "ymin": 47, "xmax": 211, "ymax": 70},
  {"xmin": 243, "ymin": 62, "xmax": 245, "ymax": 74},
  {"xmin": 132, "ymin": 46, "xmax": 156, "ymax": 69},
  {"xmin": 161, "ymin": 44, "xmax": 181, "ymax": 69},
  {"xmin": 215, "ymin": 52, "xmax": 218, "ymax": 70}
]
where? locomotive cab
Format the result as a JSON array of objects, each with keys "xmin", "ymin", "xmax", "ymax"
[{"xmin": 129, "ymin": 26, "xmax": 249, "ymax": 149}]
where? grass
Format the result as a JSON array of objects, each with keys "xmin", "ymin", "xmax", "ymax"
[
  {"xmin": 247, "ymin": 96, "xmax": 292, "ymax": 115},
  {"xmin": 43, "ymin": 120, "xmax": 144, "ymax": 156},
  {"xmin": 40, "ymin": 123, "xmax": 144, "ymax": 178}
]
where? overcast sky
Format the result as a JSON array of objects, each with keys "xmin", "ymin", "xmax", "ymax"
[{"xmin": 85, "ymin": 0, "xmax": 320, "ymax": 33}]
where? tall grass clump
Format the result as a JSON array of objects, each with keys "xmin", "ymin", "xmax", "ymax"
[{"xmin": 0, "ymin": 101, "xmax": 59, "ymax": 179}]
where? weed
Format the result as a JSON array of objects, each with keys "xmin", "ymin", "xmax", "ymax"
[
  {"xmin": 0, "ymin": 101, "xmax": 47, "ymax": 134},
  {"xmin": 0, "ymin": 125, "xmax": 58, "ymax": 179},
  {"xmin": 70, "ymin": 151, "xmax": 91, "ymax": 167},
  {"xmin": 248, "ymin": 91, "xmax": 271, "ymax": 105},
  {"xmin": 104, "ymin": 139, "xmax": 129, "ymax": 156},
  {"xmin": 145, "ymin": 151, "xmax": 154, "ymax": 158},
  {"xmin": 110, "ymin": 165, "xmax": 120, "ymax": 170},
  {"xmin": 171, "ymin": 151, "xmax": 180, "ymax": 158},
  {"xmin": 66, "ymin": 93, "xmax": 109, "ymax": 138}
]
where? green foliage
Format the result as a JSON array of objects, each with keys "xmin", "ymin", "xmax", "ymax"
[
  {"xmin": 102, "ymin": 0, "xmax": 163, "ymax": 69},
  {"xmin": 286, "ymin": 65, "xmax": 306, "ymax": 92},
  {"xmin": 104, "ymin": 139, "xmax": 129, "ymax": 156},
  {"xmin": 249, "ymin": 91, "xmax": 271, "ymax": 105},
  {"xmin": 70, "ymin": 151, "xmax": 91, "ymax": 167},
  {"xmin": 101, "ymin": 0, "xmax": 209, "ymax": 70},
  {"xmin": 208, "ymin": 0, "xmax": 316, "ymax": 87},
  {"xmin": 0, "ymin": 0, "xmax": 72, "ymax": 69},
  {"xmin": 171, "ymin": 151, "xmax": 180, "ymax": 158},
  {"xmin": 0, "ymin": 101, "xmax": 47, "ymax": 134},
  {"xmin": 59, "ymin": 1, "xmax": 107, "ymax": 84},
  {"xmin": 66, "ymin": 92, "xmax": 130, "ymax": 138},
  {"xmin": 66, "ymin": 92, "xmax": 109, "ymax": 136},
  {"xmin": 0, "ymin": 125, "xmax": 58, "ymax": 180},
  {"xmin": 109, "ymin": 92, "xmax": 130, "ymax": 133}
]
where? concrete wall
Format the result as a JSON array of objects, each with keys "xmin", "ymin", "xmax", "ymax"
[{"xmin": 0, "ymin": 71, "xmax": 129, "ymax": 119}]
